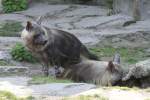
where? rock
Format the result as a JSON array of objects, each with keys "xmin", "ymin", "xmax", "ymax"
[
  {"xmin": 96, "ymin": 29, "xmax": 150, "ymax": 48},
  {"xmin": 0, "ymin": 0, "xmax": 2, "ymax": 13},
  {"xmin": 0, "ymin": 76, "xmax": 30, "ymax": 85},
  {"xmin": 0, "ymin": 66, "xmax": 29, "ymax": 74},
  {"xmin": 0, "ymin": 3, "xmax": 150, "ymax": 48},
  {"xmin": 113, "ymin": 0, "xmax": 150, "ymax": 20},
  {"xmin": 0, "ymin": 50, "xmax": 11, "ymax": 60},
  {"xmin": 0, "ymin": 37, "xmax": 22, "ymax": 50},
  {"xmin": 30, "ymin": 83, "xmax": 96, "ymax": 96},
  {"xmin": 53, "ymin": 29, "xmax": 99, "ymax": 45},
  {"xmin": 0, "ymin": 77, "xmax": 32, "ymax": 98},
  {"xmin": 76, "ymin": 88, "xmax": 149, "ymax": 100},
  {"xmin": 122, "ymin": 59, "xmax": 150, "ymax": 88},
  {"xmin": 0, "ymin": 37, "xmax": 22, "ymax": 44},
  {"xmin": 19, "ymin": 3, "xmax": 69, "ymax": 18},
  {"xmin": 64, "ymin": 5, "xmax": 108, "ymax": 17},
  {"xmin": 0, "ymin": 76, "xmax": 96, "ymax": 98},
  {"xmin": 0, "ymin": 14, "xmax": 29, "ymax": 22},
  {"xmin": 111, "ymin": 37, "xmax": 121, "ymax": 43},
  {"xmin": 74, "ymin": 15, "xmax": 124, "ymax": 29},
  {"xmin": 135, "ymin": 59, "xmax": 150, "ymax": 77}
]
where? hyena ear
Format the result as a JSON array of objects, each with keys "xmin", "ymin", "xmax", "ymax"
[
  {"xmin": 26, "ymin": 21, "xmax": 33, "ymax": 31},
  {"xmin": 113, "ymin": 53, "xmax": 120, "ymax": 64},
  {"xmin": 36, "ymin": 16, "xmax": 44, "ymax": 25},
  {"xmin": 107, "ymin": 61, "xmax": 115, "ymax": 73}
]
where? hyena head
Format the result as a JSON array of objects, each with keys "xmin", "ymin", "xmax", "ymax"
[
  {"xmin": 101, "ymin": 53, "xmax": 122, "ymax": 86},
  {"xmin": 106, "ymin": 53, "xmax": 123, "ymax": 85},
  {"xmin": 21, "ymin": 17, "xmax": 47, "ymax": 46}
]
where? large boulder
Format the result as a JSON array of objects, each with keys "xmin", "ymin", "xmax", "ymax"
[
  {"xmin": 0, "ymin": 66, "xmax": 29, "ymax": 75},
  {"xmin": 122, "ymin": 59, "xmax": 150, "ymax": 88},
  {"xmin": 113, "ymin": 0, "xmax": 150, "ymax": 20},
  {"xmin": 123, "ymin": 59, "xmax": 150, "ymax": 80}
]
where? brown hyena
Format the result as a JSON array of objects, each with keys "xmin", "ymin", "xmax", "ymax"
[
  {"xmin": 21, "ymin": 18, "xmax": 98, "ymax": 76},
  {"xmin": 63, "ymin": 53, "xmax": 123, "ymax": 86}
]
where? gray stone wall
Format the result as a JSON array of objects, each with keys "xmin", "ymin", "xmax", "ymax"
[
  {"xmin": 113, "ymin": 0, "xmax": 150, "ymax": 20},
  {"xmin": 0, "ymin": 0, "xmax": 2, "ymax": 12},
  {"xmin": 140, "ymin": 0, "xmax": 150, "ymax": 20}
]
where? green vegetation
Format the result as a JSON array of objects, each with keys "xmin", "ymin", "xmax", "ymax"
[
  {"xmin": 0, "ymin": 91, "xmax": 18, "ymax": 100},
  {"xmin": 145, "ymin": 98, "xmax": 150, "ymax": 100},
  {"xmin": 0, "ymin": 91, "xmax": 34, "ymax": 100},
  {"xmin": 106, "ymin": 0, "xmax": 113, "ymax": 9},
  {"xmin": 89, "ymin": 46, "xmax": 147, "ymax": 64},
  {"xmin": 0, "ymin": 21, "xmax": 23, "ymax": 37},
  {"xmin": 105, "ymin": 86, "xmax": 139, "ymax": 91},
  {"xmin": 0, "ymin": 60, "xmax": 14, "ymax": 66},
  {"xmin": 62, "ymin": 95, "xmax": 108, "ymax": 100},
  {"xmin": 79, "ymin": 0, "xmax": 91, "ymax": 3},
  {"xmin": 2, "ymin": 0, "xmax": 28, "ymax": 13},
  {"xmin": 11, "ymin": 43, "xmax": 37, "ymax": 63},
  {"xmin": 28, "ymin": 75, "xmax": 73, "ymax": 84}
]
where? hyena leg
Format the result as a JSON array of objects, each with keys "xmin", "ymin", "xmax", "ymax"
[
  {"xmin": 41, "ymin": 53, "xmax": 49, "ymax": 76},
  {"xmin": 41, "ymin": 62, "xmax": 49, "ymax": 76},
  {"xmin": 49, "ymin": 66, "xmax": 62, "ymax": 77},
  {"xmin": 44, "ymin": 64, "xmax": 49, "ymax": 76},
  {"xmin": 54, "ymin": 66, "xmax": 64, "ymax": 77}
]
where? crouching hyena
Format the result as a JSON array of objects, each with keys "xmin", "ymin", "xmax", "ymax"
[{"xmin": 63, "ymin": 53, "xmax": 123, "ymax": 86}]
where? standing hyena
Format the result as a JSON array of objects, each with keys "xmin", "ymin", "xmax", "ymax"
[
  {"xmin": 21, "ymin": 17, "xmax": 98, "ymax": 76},
  {"xmin": 63, "ymin": 53, "xmax": 123, "ymax": 86}
]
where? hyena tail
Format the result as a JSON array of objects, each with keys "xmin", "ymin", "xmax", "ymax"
[{"xmin": 80, "ymin": 45, "xmax": 99, "ymax": 60}]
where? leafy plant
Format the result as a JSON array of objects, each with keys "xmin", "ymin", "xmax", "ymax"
[
  {"xmin": 11, "ymin": 43, "xmax": 37, "ymax": 63},
  {"xmin": 2, "ymin": 0, "xmax": 28, "ymax": 13}
]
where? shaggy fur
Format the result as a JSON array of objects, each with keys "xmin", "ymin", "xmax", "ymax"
[
  {"xmin": 21, "ymin": 21, "xmax": 98, "ymax": 76},
  {"xmin": 63, "ymin": 54, "xmax": 123, "ymax": 86}
]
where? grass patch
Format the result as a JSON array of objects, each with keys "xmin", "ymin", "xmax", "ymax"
[
  {"xmin": 0, "ymin": 60, "xmax": 14, "ymax": 66},
  {"xmin": 0, "ymin": 91, "xmax": 34, "ymax": 100},
  {"xmin": 107, "ymin": 86, "xmax": 139, "ymax": 91},
  {"xmin": 0, "ymin": 91, "xmax": 18, "ymax": 100},
  {"xmin": 62, "ymin": 95, "xmax": 108, "ymax": 100},
  {"xmin": 145, "ymin": 98, "xmax": 150, "ymax": 100},
  {"xmin": 0, "ymin": 20, "xmax": 23, "ymax": 37},
  {"xmin": 28, "ymin": 75, "xmax": 73, "ymax": 84},
  {"xmin": 89, "ymin": 46, "xmax": 147, "ymax": 64},
  {"xmin": 0, "ymin": 60, "xmax": 9, "ymax": 66}
]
